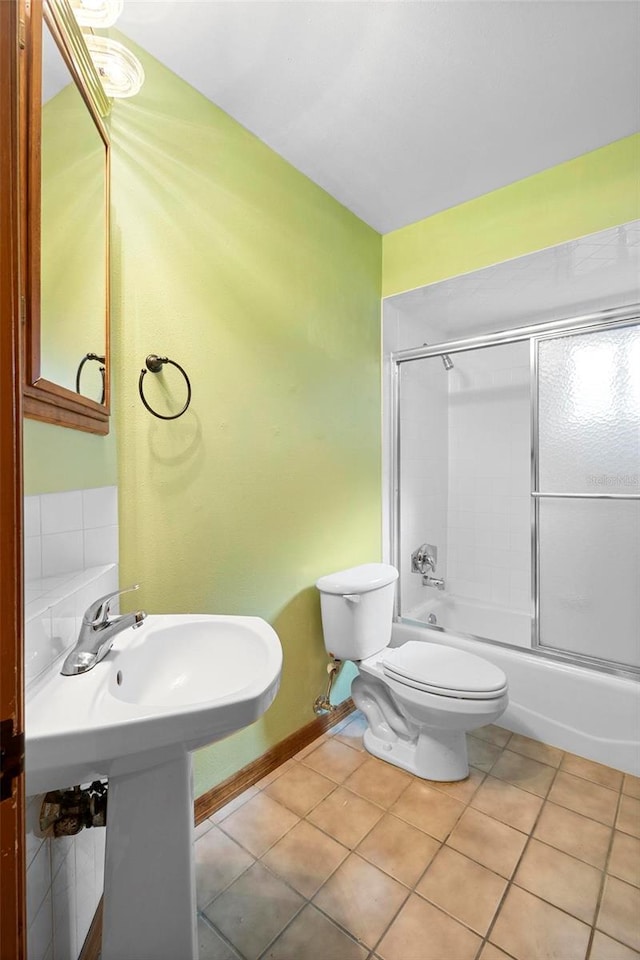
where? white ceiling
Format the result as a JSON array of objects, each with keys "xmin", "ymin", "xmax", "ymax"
[{"xmin": 118, "ymin": 1, "xmax": 640, "ymax": 233}]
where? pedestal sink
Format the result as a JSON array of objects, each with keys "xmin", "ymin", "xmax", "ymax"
[{"xmin": 26, "ymin": 615, "xmax": 283, "ymax": 960}]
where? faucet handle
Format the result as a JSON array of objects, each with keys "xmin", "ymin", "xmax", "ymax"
[
  {"xmin": 411, "ymin": 543, "xmax": 438, "ymax": 575},
  {"xmin": 85, "ymin": 584, "xmax": 140, "ymax": 625}
]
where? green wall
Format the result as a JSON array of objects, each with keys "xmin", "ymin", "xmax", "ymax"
[
  {"xmin": 382, "ymin": 133, "xmax": 640, "ymax": 297},
  {"xmin": 109, "ymin": 42, "xmax": 382, "ymax": 796},
  {"xmin": 23, "ymin": 419, "xmax": 117, "ymax": 495}
]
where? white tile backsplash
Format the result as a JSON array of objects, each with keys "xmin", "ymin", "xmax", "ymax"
[
  {"xmin": 42, "ymin": 531, "xmax": 84, "ymax": 578},
  {"xmin": 84, "ymin": 524, "xmax": 119, "ymax": 568},
  {"xmin": 82, "ymin": 485, "xmax": 118, "ymax": 529},
  {"xmin": 40, "ymin": 491, "xmax": 83, "ymax": 536},
  {"xmin": 25, "ymin": 486, "xmax": 118, "ymax": 581},
  {"xmin": 27, "ymin": 889, "xmax": 53, "ymax": 960}
]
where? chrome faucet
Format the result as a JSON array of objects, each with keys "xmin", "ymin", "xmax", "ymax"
[
  {"xmin": 411, "ymin": 543, "xmax": 446, "ymax": 591},
  {"xmin": 60, "ymin": 585, "xmax": 147, "ymax": 676}
]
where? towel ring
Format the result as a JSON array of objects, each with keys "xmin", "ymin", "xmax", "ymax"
[
  {"xmin": 138, "ymin": 354, "xmax": 192, "ymax": 420},
  {"xmin": 75, "ymin": 353, "xmax": 106, "ymax": 405}
]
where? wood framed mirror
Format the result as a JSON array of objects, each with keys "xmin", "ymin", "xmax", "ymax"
[{"xmin": 21, "ymin": 0, "xmax": 112, "ymax": 435}]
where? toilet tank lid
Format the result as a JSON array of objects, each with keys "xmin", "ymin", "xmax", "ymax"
[{"xmin": 316, "ymin": 563, "xmax": 399, "ymax": 595}]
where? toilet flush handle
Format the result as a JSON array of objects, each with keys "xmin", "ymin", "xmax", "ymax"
[{"xmin": 342, "ymin": 594, "xmax": 361, "ymax": 604}]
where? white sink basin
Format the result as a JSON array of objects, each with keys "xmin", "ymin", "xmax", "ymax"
[
  {"xmin": 26, "ymin": 613, "xmax": 282, "ymax": 960},
  {"xmin": 26, "ymin": 614, "xmax": 283, "ymax": 793}
]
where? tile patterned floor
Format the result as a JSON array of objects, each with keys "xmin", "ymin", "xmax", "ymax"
[{"xmin": 195, "ymin": 713, "xmax": 640, "ymax": 960}]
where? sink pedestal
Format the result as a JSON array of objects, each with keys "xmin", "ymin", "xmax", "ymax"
[{"xmin": 102, "ymin": 752, "xmax": 197, "ymax": 960}]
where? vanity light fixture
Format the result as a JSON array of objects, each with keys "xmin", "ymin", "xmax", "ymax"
[
  {"xmin": 69, "ymin": 0, "xmax": 124, "ymax": 29},
  {"xmin": 84, "ymin": 35, "xmax": 145, "ymax": 98}
]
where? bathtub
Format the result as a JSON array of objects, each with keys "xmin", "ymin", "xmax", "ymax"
[
  {"xmin": 392, "ymin": 621, "xmax": 640, "ymax": 776},
  {"xmin": 407, "ymin": 595, "xmax": 531, "ymax": 649}
]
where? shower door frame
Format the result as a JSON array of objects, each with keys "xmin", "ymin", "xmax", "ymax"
[{"xmin": 389, "ymin": 302, "xmax": 640, "ymax": 679}]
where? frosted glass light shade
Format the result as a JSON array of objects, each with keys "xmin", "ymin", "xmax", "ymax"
[
  {"xmin": 85, "ymin": 35, "xmax": 144, "ymax": 98},
  {"xmin": 69, "ymin": 0, "xmax": 123, "ymax": 28}
]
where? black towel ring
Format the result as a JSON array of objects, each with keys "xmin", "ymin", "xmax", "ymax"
[
  {"xmin": 75, "ymin": 353, "xmax": 106, "ymax": 405},
  {"xmin": 138, "ymin": 354, "xmax": 192, "ymax": 420}
]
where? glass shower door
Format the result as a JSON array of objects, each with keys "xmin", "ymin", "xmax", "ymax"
[{"xmin": 535, "ymin": 320, "xmax": 640, "ymax": 671}]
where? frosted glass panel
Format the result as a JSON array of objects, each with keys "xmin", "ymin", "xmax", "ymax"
[
  {"xmin": 538, "ymin": 324, "xmax": 640, "ymax": 494},
  {"xmin": 538, "ymin": 498, "xmax": 640, "ymax": 668}
]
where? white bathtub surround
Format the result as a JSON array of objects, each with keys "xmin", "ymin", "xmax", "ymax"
[
  {"xmin": 408, "ymin": 595, "xmax": 532, "ymax": 649},
  {"xmin": 392, "ymin": 622, "xmax": 640, "ymax": 776},
  {"xmin": 446, "ymin": 343, "xmax": 531, "ymax": 613}
]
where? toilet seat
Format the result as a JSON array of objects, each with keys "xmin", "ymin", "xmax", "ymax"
[{"xmin": 381, "ymin": 642, "xmax": 508, "ymax": 700}]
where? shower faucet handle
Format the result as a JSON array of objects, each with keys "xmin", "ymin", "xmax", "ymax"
[{"xmin": 411, "ymin": 543, "xmax": 438, "ymax": 575}]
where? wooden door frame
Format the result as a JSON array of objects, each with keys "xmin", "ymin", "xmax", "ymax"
[{"xmin": 0, "ymin": 0, "xmax": 26, "ymax": 957}]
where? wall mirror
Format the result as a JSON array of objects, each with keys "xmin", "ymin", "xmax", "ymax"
[{"xmin": 22, "ymin": 0, "xmax": 112, "ymax": 434}]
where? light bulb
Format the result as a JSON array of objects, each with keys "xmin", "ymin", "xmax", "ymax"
[
  {"xmin": 84, "ymin": 35, "xmax": 144, "ymax": 98},
  {"xmin": 69, "ymin": 0, "xmax": 124, "ymax": 29}
]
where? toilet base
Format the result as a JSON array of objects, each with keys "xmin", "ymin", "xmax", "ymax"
[{"xmin": 363, "ymin": 726, "xmax": 469, "ymax": 782}]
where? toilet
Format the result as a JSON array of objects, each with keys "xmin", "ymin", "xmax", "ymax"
[{"xmin": 316, "ymin": 562, "xmax": 508, "ymax": 782}]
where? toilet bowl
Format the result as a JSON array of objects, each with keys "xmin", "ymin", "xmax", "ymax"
[{"xmin": 316, "ymin": 563, "xmax": 508, "ymax": 781}]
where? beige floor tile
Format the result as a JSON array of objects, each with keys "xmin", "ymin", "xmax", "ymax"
[
  {"xmin": 491, "ymin": 885, "xmax": 591, "ymax": 960},
  {"xmin": 343, "ymin": 756, "xmax": 411, "ymax": 808},
  {"xmin": 590, "ymin": 930, "xmax": 640, "ymax": 960},
  {"xmin": 313, "ymin": 853, "xmax": 408, "ymax": 950},
  {"xmin": 416, "ymin": 846, "xmax": 506, "ymax": 935},
  {"xmin": 609, "ymin": 831, "xmax": 640, "ymax": 887},
  {"xmin": 356, "ymin": 813, "xmax": 440, "ymax": 887},
  {"xmin": 466, "ymin": 735, "xmax": 503, "ymax": 772},
  {"xmin": 507, "ymin": 733, "xmax": 564, "ymax": 768},
  {"xmin": 194, "ymin": 817, "xmax": 216, "ymax": 840},
  {"xmin": 262, "ymin": 904, "xmax": 368, "ymax": 960},
  {"xmin": 264, "ymin": 763, "xmax": 336, "ymax": 817},
  {"xmin": 490, "ymin": 749, "xmax": 556, "ymax": 798},
  {"xmin": 561, "ymin": 754, "xmax": 624, "ymax": 792},
  {"xmin": 471, "ymin": 724, "xmax": 512, "ymax": 748},
  {"xmin": 307, "ymin": 786, "xmax": 384, "ymax": 848},
  {"xmin": 256, "ymin": 759, "xmax": 296, "ymax": 789},
  {"xmin": 377, "ymin": 894, "xmax": 481, "ymax": 960},
  {"xmin": 197, "ymin": 918, "xmax": 242, "ymax": 960},
  {"xmin": 219, "ymin": 793, "xmax": 299, "ymax": 858},
  {"xmin": 195, "ymin": 824, "xmax": 255, "ymax": 908},
  {"xmin": 480, "ymin": 945, "xmax": 515, "ymax": 960},
  {"xmin": 294, "ymin": 735, "xmax": 328, "ymax": 761},
  {"xmin": 549, "ymin": 771, "xmax": 619, "ymax": 826},
  {"xmin": 513, "ymin": 838, "xmax": 602, "ymax": 924},
  {"xmin": 617, "ymin": 795, "xmax": 640, "ymax": 838},
  {"xmin": 623, "ymin": 775, "xmax": 640, "ymax": 800},
  {"xmin": 302, "ymin": 738, "xmax": 367, "ymax": 783},
  {"xmin": 390, "ymin": 780, "xmax": 465, "ymax": 841},
  {"xmin": 446, "ymin": 807, "xmax": 528, "ymax": 878},
  {"xmin": 597, "ymin": 876, "xmax": 640, "ymax": 951},
  {"xmin": 533, "ymin": 802, "xmax": 612, "ymax": 869},
  {"xmin": 471, "ymin": 775, "xmax": 543, "ymax": 834},
  {"xmin": 261, "ymin": 820, "xmax": 348, "ymax": 898},
  {"xmin": 204, "ymin": 861, "xmax": 304, "ymax": 960},
  {"xmin": 428, "ymin": 765, "xmax": 485, "ymax": 804},
  {"xmin": 211, "ymin": 785, "xmax": 260, "ymax": 823}
]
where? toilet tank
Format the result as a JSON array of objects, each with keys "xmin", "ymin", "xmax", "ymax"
[{"xmin": 315, "ymin": 563, "xmax": 399, "ymax": 661}]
